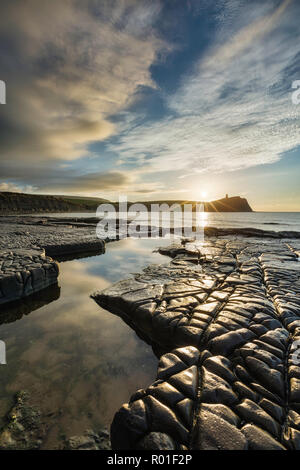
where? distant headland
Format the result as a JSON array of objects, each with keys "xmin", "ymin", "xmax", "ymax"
[
  {"xmin": 0, "ymin": 191, "xmax": 253, "ymax": 214},
  {"xmin": 204, "ymin": 195, "xmax": 253, "ymax": 212}
]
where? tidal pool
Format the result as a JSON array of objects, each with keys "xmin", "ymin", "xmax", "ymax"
[{"xmin": 0, "ymin": 238, "xmax": 171, "ymax": 448}]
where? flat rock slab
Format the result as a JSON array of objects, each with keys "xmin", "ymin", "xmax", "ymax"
[
  {"xmin": 0, "ymin": 216, "xmax": 105, "ymax": 304},
  {"xmin": 0, "ymin": 216, "xmax": 105, "ymax": 257},
  {"xmin": 0, "ymin": 249, "xmax": 59, "ymax": 305},
  {"xmin": 93, "ymin": 238, "xmax": 300, "ymax": 450}
]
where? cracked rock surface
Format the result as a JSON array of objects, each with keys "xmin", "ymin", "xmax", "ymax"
[
  {"xmin": 93, "ymin": 237, "xmax": 300, "ymax": 450},
  {"xmin": 0, "ymin": 216, "xmax": 105, "ymax": 304},
  {"xmin": 0, "ymin": 216, "xmax": 105, "ymax": 257},
  {"xmin": 0, "ymin": 249, "xmax": 59, "ymax": 305}
]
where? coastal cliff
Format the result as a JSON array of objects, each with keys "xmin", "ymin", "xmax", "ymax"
[
  {"xmin": 0, "ymin": 192, "xmax": 108, "ymax": 214},
  {"xmin": 0, "ymin": 191, "xmax": 253, "ymax": 214},
  {"xmin": 204, "ymin": 196, "xmax": 253, "ymax": 212},
  {"xmin": 139, "ymin": 196, "xmax": 253, "ymax": 212}
]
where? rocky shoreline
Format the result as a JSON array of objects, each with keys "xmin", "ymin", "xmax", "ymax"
[
  {"xmin": 4, "ymin": 214, "xmax": 297, "ymax": 306},
  {"xmin": 0, "ymin": 216, "xmax": 105, "ymax": 305},
  {"xmin": 0, "ymin": 249, "xmax": 59, "ymax": 305},
  {"xmin": 93, "ymin": 236, "xmax": 300, "ymax": 450},
  {"xmin": 2, "ymin": 215, "xmax": 299, "ymax": 306},
  {"xmin": 2, "ymin": 215, "xmax": 300, "ymax": 450}
]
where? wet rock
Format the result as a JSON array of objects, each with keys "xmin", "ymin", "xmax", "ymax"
[
  {"xmin": 233, "ymin": 381, "xmax": 259, "ymax": 402},
  {"xmin": 111, "ymin": 399, "xmax": 148, "ymax": 450},
  {"xmin": 168, "ymin": 366, "xmax": 198, "ymax": 399},
  {"xmin": 201, "ymin": 403, "xmax": 240, "ymax": 426},
  {"xmin": 203, "ymin": 356, "xmax": 235, "ymax": 383},
  {"xmin": 208, "ymin": 329, "xmax": 256, "ymax": 355},
  {"xmin": 235, "ymin": 399, "xmax": 280, "ymax": 437},
  {"xmin": 92, "ymin": 237, "xmax": 300, "ymax": 450},
  {"xmin": 0, "ymin": 391, "xmax": 45, "ymax": 450},
  {"xmin": 201, "ymin": 368, "xmax": 238, "ymax": 406},
  {"xmin": 157, "ymin": 352, "xmax": 188, "ymax": 380},
  {"xmin": 0, "ymin": 217, "xmax": 106, "ymax": 305},
  {"xmin": 193, "ymin": 409, "xmax": 247, "ymax": 450},
  {"xmin": 148, "ymin": 381, "xmax": 185, "ymax": 407},
  {"xmin": 290, "ymin": 377, "xmax": 300, "ymax": 404},
  {"xmin": 259, "ymin": 398, "xmax": 284, "ymax": 423},
  {"xmin": 245, "ymin": 356, "xmax": 285, "ymax": 398},
  {"xmin": 241, "ymin": 424, "xmax": 285, "ymax": 450},
  {"xmin": 137, "ymin": 432, "xmax": 176, "ymax": 450},
  {"xmin": 64, "ymin": 428, "xmax": 111, "ymax": 450},
  {"xmin": 0, "ymin": 249, "xmax": 59, "ymax": 305},
  {"xmin": 144, "ymin": 395, "xmax": 189, "ymax": 444}
]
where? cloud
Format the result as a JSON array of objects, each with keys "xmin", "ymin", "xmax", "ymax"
[
  {"xmin": 0, "ymin": 0, "xmax": 167, "ymax": 169},
  {"xmin": 1, "ymin": 0, "xmax": 299, "ymax": 198},
  {"xmin": 0, "ymin": 181, "xmax": 36, "ymax": 193},
  {"xmin": 201, "ymin": 0, "xmax": 292, "ymax": 69},
  {"xmin": 108, "ymin": 0, "xmax": 300, "ymax": 179},
  {"xmin": 44, "ymin": 171, "xmax": 132, "ymax": 193},
  {"xmin": 0, "ymin": 163, "xmax": 163, "ymax": 196},
  {"xmin": 0, "ymin": 182, "xmax": 23, "ymax": 192},
  {"xmin": 34, "ymin": 170, "xmax": 164, "ymax": 196}
]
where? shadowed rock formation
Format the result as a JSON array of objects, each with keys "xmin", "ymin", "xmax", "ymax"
[
  {"xmin": 204, "ymin": 196, "xmax": 252, "ymax": 212},
  {"xmin": 0, "ymin": 249, "xmax": 59, "ymax": 305},
  {"xmin": 0, "ymin": 216, "xmax": 105, "ymax": 304},
  {"xmin": 0, "ymin": 283, "xmax": 60, "ymax": 325},
  {"xmin": 93, "ymin": 237, "xmax": 300, "ymax": 450},
  {"xmin": 128, "ymin": 195, "xmax": 253, "ymax": 213},
  {"xmin": 0, "ymin": 192, "xmax": 252, "ymax": 214},
  {"xmin": 0, "ymin": 191, "xmax": 109, "ymax": 214}
]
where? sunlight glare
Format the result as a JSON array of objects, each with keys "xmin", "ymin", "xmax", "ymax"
[{"xmin": 196, "ymin": 203, "xmax": 208, "ymax": 228}]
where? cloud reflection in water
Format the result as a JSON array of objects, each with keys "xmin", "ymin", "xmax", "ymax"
[{"xmin": 0, "ymin": 238, "xmax": 170, "ymax": 448}]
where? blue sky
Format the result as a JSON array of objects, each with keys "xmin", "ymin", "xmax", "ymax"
[{"xmin": 0, "ymin": 0, "xmax": 300, "ymax": 210}]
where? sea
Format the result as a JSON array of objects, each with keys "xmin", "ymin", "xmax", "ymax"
[{"xmin": 30, "ymin": 211, "xmax": 300, "ymax": 233}]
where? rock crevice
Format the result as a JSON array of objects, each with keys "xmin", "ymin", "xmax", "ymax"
[{"xmin": 93, "ymin": 237, "xmax": 300, "ymax": 450}]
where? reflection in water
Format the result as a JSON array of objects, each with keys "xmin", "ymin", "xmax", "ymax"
[
  {"xmin": 0, "ymin": 238, "xmax": 170, "ymax": 449},
  {"xmin": 196, "ymin": 209, "xmax": 208, "ymax": 228},
  {"xmin": 0, "ymin": 284, "xmax": 61, "ymax": 326}
]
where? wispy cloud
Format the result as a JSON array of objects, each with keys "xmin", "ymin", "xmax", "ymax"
[
  {"xmin": 1, "ymin": 0, "xmax": 299, "ymax": 199},
  {"xmin": 108, "ymin": 0, "xmax": 300, "ymax": 180}
]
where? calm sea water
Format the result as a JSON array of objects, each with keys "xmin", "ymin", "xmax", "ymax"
[
  {"xmin": 0, "ymin": 238, "xmax": 171, "ymax": 449},
  {"xmin": 32, "ymin": 211, "xmax": 300, "ymax": 233}
]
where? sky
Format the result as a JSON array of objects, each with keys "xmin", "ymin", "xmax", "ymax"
[{"xmin": 0, "ymin": 0, "xmax": 300, "ymax": 211}]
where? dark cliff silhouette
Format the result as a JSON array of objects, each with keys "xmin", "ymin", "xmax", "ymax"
[
  {"xmin": 204, "ymin": 196, "xmax": 253, "ymax": 212},
  {"xmin": 137, "ymin": 196, "xmax": 253, "ymax": 212},
  {"xmin": 0, "ymin": 192, "xmax": 109, "ymax": 214},
  {"xmin": 0, "ymin": 191, "xmax": 253, "ymax": 214}
]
